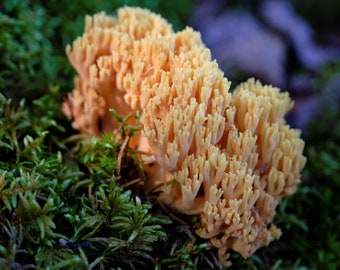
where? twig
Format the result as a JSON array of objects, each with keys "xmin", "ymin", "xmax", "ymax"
[
  {"xmin": 120, "ymin": 178, "xmax": 143, "ymax": 189},
  {"xmin": 117, "ymin": 136, "xmax": 129, "ymax": 176},
  {"xmin": 157, "ymin": 199, "xmax": 187, "ymax": 225},
  {"xmin": 88, "ymin": 183, "xmax": 92, "ymax": 200}
]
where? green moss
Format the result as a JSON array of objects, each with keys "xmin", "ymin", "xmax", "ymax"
[
  {"xmin": 257, "ymin": 61, "xmax": 340, "ymax": 270},
  {"xmin": 0, "ymin": 0, "xmax": 58, "ymax": 99},
  {"xmin": 0, "ymin": 92, "xmax": 171, "ymax": 269},
  {"xmin": 1, "ymin": 0, "xmax": 194, "ymax": 102}
]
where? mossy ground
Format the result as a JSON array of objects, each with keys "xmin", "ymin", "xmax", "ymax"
[{"xmin": 1, "ymin": 1, "xmax": 339, "ymax": 269}]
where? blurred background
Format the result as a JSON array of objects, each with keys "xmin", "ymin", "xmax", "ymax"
[
  {"xmin": 1, "ymin": 0, "xmax": 340, "ymax": 268},
  {"xmin": 1, "ymin": 0, "xmax": 340, "ymax": 131},
  {"xmin": 190, "ymin": 0, "xmax": 340, "ymax": 132}
]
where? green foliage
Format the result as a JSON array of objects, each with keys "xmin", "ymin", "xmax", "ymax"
[
  {"xmin": 254, "ymin": 61, "xmax": 340, "ymax": 270},
  {"xmin": 0, "ymin": 93, "xmax": 171, "ymax": 269},
  {"xmin": 82, "ymin": 184, "xmax": 170, "ymax": 268},
  {"xmin": 153, "ymin": 216, "xmax": 225, "ymax": 270},
  {"xmin": 31, "ymin": 0, "xmax": 194, "ymax": 48},
  {"xmin": 293, "ymin": 62, "xmax": 340, "ymax": 270},
  {"xmin": 0, "ymin": 0, "xmax": 58, "ymax": 99},
  {"xmin": 1, "ymin": 0, "xmax": 195, "ymax": 102}
]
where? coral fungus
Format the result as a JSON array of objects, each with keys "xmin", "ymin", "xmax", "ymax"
[
  {"xmin": 63, "ymin": 7, "xmax": 173, "ymax": 136},
  {"xmin": 63, "ymin": 7, "xmax": 306, "ymax": 266}
]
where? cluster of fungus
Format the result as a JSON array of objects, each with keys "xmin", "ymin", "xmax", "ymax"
[{"xmin": 63, "ymin": 7, "xmax": 306, "ymax": 266}]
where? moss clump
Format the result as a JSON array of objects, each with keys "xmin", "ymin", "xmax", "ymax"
[{"xmin": 0, "ymin": 91, "xmax": 172, "ymax": 269}]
